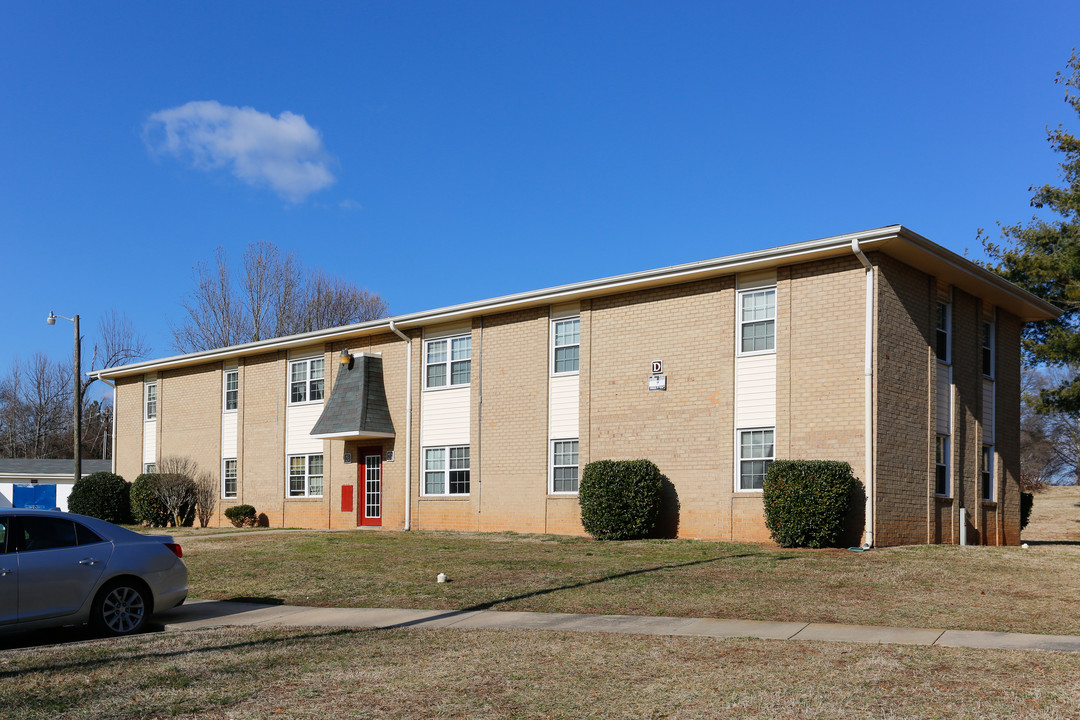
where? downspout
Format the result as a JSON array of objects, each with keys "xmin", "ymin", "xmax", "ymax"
[
  {"xmin": 852, "ymin": 239, "xmax": 875, "ymax": 549},
  {"xmin": 389, "ymin": 321, "xmax": 413, "ymax": 531}
]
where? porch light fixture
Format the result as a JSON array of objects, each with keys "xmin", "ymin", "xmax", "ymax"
[{"xmin": 339, "ymin": 350, "xmax": 353, "ymax": 368}]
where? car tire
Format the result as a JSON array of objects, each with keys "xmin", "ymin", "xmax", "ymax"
[{"xmin": 92, "ymin": 580, "xmax": 149, "ymax": 636}]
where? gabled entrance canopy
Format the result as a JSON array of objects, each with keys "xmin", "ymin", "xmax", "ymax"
[{"xmin": 310, "ymin": 354, "xmax": 395, "ymax": 440}]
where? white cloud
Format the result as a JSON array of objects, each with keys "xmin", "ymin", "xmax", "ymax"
[{"xmin": 145, "ymin": 100, "xmax": 336, "ymax": 202}]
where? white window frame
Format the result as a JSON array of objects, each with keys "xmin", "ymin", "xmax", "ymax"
[
  {"xmin": 737, "ymin": 287, "xmax": 777, "ymax": 356},
  {"xmin": 737, "ymin": 427, "xmax": 774, "ymax": 491},
  {"xmin": 222, "ymin": 458, "xmax": 238, "ymax": 499},
  {"xmin": 289, "ymin": 357, "xmax": 325, "ymax": 405},
  {"xmin": 549, "ymin": 438, "xmax": 580, "ymax": 494},
  {"xmin": 224, "ymin": 368, "xmax": 239, "ymax": 412},
  {"xmin": 551, "ymin": 317, "xmax": 581, "ymax": 375},
  {"xmin": 145, "ymin": 381, "xmax": 158, "ymax": 421},
  {"xmin": 143, "ymin": 462, "xmax": 156, "ymax": 474},
  {"xmin": 935, "ymin": 435, "xmax": 951, "ymax": 497},
  {"xmin": 982, "ymin": 320, "xmax": 995, "ymax": 379},
  {"xmin": 424, "ymin": 334, "xmax": 471, "ymax": 390},
  {"xmin": 422, "ymin": 445, "xmax": 471, "ymax": 496},
  {"xmin": 287, "ymin": 453, "xmax": 324, "ymax": 498},
  {"xmin": 981, "ymin": 445, "xmax": 995, "ymax": 502},
  {"xmin": 936, "ymin": 301, "xmax": 951, "ymax": 364}
]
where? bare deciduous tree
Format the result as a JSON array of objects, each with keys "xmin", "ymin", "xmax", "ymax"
[
  {"xmin": 172, "ymin": 241, "xmax": 389, "ymax": 353},
  {"xmin": 155, "ymin": 455, "xmax": 199, "ymax": 527},
  {"xmin": 193, "ymin": 470, "xmax": 218, "ymax": 528},
  {"xmin": 1022, "ymin": 367, "xmax": 1080, "ymax": 488}
]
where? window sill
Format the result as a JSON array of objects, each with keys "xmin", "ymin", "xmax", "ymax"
[
  {"xmin": 288, "ymin": 400, "xmax": 324, "ymax": 407},
  {"xmin": 223, "ymin": 409, "xmax": 238, "ymax": 414},
  {"xmin": 981, "ymin": 499, "xmax": 998, "ymax": 507},
  {"xmin": 550, "ymin": 370, "xmax": 580, "ymax": 378},
  {"xmin": 736, "ymin": 350, "xmax": 776, "ymax": 359},
  {"xmin": 419, "ymin": 495, "xmax": 471, "ymax": 500},
  {"xmin": 422, "ymin": 384, "xmax": 471, "ymax": 393},
  {"xmin": 934, "ymin": 495, "xmax": 953, "ymax": 502},
  {"xmin": 548, "ymin": 491, "xmax": 579, "ymax": 497},
  {"xmin": 285, "ymin": 496, "xmax": 324, "ymax": 501}
]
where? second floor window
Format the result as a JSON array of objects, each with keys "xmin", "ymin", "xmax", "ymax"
[
  {"xmin": 936, "ymin": 302, "xmax": 950, "ymax": 363},
  {"xmin": 425, "ymin": 335, "xmax": 471, "ymax": 389},
  {"xmin": 290, "ymin": 357, "xmax": 324, "ymax": 404},
  {"xmin": 982, "ymin": 321, "xmax": 995, "ymax": 377},
  {"xmin": 739, "ymin": 288, "xmax": 776, "ymax": 354},
  {"xmin": 224, "ymin": 369, "xmax": 238, "ymax": 411},
  {"xmin": 552, "ymin": 318, "xmax": 580, "ymax": 374},
  {"xmin": 145, "ymin": 382, "xmax": 158, "ymax": 420}
]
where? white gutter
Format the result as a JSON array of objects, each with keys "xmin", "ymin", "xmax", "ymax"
[
  {"xmin": 388, "ymin": 320, "xmax": 412, "ymax": 531},
  {"xmin": 852, "ymin": 238, "xmax": 875, "ymax": 549}
]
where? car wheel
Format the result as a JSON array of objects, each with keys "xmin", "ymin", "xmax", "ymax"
[{"xmin": 93, "ymin": 580, "xmax": 149, "ymax": 636}]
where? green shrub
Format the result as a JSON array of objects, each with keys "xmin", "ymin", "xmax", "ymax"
[
  {"xmin": 762, "ymin": 460, "xmax": 862, "ymax": 548},
  {"xmin": 1021, "ymin": 492, "xmax": 1034, "ymax": 531},
  {"xmin": 578, "ymin": 459, "xmax": 664, "ymax": 540},
  {"xmin": 224, "ymin": 504, "xmax": 257, "ymax": 528},
  {"xmin": 67, "ymin": 472, "xmax": 131, "ymax": 524},
  {"xmin": 130, "ymin": 474, "xmax": 172, "ymax": 527}
]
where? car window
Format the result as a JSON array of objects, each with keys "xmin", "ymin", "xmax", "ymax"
[
  {"xmin": 75, "ymin": 522, "xmax": 104, "ymax": 546},
  {"xmin": 0, "ymin": 517, "xmax": 7, "ymax": 554},
  {"xmin": 19, "ymin": 516, "xmax": 78, "ymax": 552}
]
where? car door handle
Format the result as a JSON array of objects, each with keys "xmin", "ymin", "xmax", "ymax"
[
  {"xmin": 78, "ymin": 558, "xmax": 99, "ymax": 566},
  {"xmin": 0, "ymin": 568, "xmax": 10, "ymax": 576}
]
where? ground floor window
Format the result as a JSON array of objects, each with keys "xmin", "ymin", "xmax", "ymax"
[
  {"xmin": 288, "ymin": 454, "xmax": 323, "ymax": 498},
  {"xmin": 935, "ymin": 436, "xmax": 950, "ymax": 496},
  {"xmin": 738, "ymin": 428, "xmax": 774, "ymax": 490},
  {"xmin": 551, "ymin": 439, "xmax": 579, "ymax": 493},
  {"xmin": 223, "ymin": 458, "xmax": 237, "ymax": 499},
  {"xmin": 143, "ymin": 462, "xmax": 156, "ymax": 474},
  {"xmin": 423, "ymin": 445, "xmax": 470, "ymax": 495},
  {"xmin": 981, "ymin": 445, "xmax": 994, "ymax": 501}
]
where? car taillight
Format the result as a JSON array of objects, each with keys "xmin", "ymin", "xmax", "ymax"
[{"xmin": 164, "ymin": 543, "xmax": 183, "ymax": 558}]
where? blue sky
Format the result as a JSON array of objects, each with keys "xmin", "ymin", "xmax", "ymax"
[{"xmin": 2, "ymin": 1, "xmax": 1078, "ymax": 398}]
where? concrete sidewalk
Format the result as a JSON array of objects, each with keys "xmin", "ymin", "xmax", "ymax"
[{"xmin": 157, "ymin": 600, "xmax": 1080, "ymax": 654}]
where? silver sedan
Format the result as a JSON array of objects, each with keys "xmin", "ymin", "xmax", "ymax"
[{"xmin": 0, "ymin": 508, "xmax": 188, "ymax": 636}]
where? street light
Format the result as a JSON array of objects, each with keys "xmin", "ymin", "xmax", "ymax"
[{"xmin": 47, "ymin": 311, "xmax": 82, "ymax": 483}]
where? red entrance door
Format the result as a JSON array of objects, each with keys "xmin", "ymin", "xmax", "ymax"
[{"xmin": 359, "ymin": 449, "xmax": 382, "ymax": 526}]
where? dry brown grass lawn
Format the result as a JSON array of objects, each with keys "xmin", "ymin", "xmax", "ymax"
[
  {"xmin": 180, "ymin": 528, "xmax": 1080, "ymax": 635},
  {"xmin": 1024, "ymin": 485, "xmax": 1080, "ymax": 544},
  {"xmin": 3, "ymin": 626, "xmax": 1079, "ymax": 719}
]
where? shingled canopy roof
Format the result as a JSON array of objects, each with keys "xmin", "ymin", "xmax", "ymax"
[{"xmin": 310, "ymin": 354, "xmax": 395, "ymax": 440}]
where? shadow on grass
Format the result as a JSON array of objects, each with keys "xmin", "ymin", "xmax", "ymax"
[
  {"xmin": 386, "ymin": 553, "xmax": 787, "ymax": 629},
  {"xmin": 1024, "ymin": 539, "xmax": 1080, "ymax": 546},
  {"xmin": 0, "ymin": 627, "xmax": 358, "ymax": 679}
]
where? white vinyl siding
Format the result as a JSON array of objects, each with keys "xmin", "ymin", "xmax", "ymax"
[
  {"xmin": 142, "ymin": 422, "xmax": 157, "ymax": 469},
  {"xmin": 286, "ymin": 402, "xmax": 324, "ymax": 455},
  {"xmin": 734, "ymin": 354, "xmax": 777, "ymax": 428},
  {"xmin": 222, "ymin": 365, "xmax": 238, "ymax": 459},
  {"xmin": 982, "ymin": 379, "xmax": 995, "ymax": 441},
  {"xmin": 549, "ymin": 374, "xmax": 580, "ymax": 439},
  {"xmin": 936, "ymin": 363, "xmax": 952, "ymax": 435},
  {"xmin": 420, "ymin": 386, "xmax": 470, "ymax": 447}
]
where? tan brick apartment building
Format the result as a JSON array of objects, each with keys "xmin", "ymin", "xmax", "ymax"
[{"xmin": 92, "ymin": 226, "xmax": 1059, "ymax": 546}]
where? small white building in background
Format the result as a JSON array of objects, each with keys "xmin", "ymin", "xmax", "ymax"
[{"xmin": 0, "ymin": 459, "xmax": 113, "ymax": 512}]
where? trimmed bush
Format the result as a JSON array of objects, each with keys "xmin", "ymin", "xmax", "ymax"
[
  {"xmin": 762, "ymin": 460, "xmax": 862, "ymax": 549},
  {"xmin": 224, "ymin": 504, "xmax": 257, "ymax": 528},
  {"xmin": 130, "ymin": 474, "xmax": 172, "ymax": 527},
  {"xmin": 578, "ymin": 459, "xmax": 664, "ymax": 540},
  {"xmin": 67, "ymin": 472, "xmax": 131, "ymax": 524},
  {"xmin": 1021, "ymin": 492, "xmax": 1034, "ymax": 531}
]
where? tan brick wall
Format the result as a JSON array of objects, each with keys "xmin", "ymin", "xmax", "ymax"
[
  {"xmin": 873, "ymin": 254, "xmax": 933, "ymax": 546},
  {"xmin": 237, "ymin": 352, "xmax": 286, "ymax": 526},
  {"xmin": 158, "ymin": 364, "xmax": 221, "ymax": 495},
  {"xmin": 114, "ymin": 376, "xmax": 143, "ymax": 482},
  {"xmin": 587, "ymin": 277, "xmax": 733, "ymax": 540},
  {"xmin": 472, "ymin": 307, "xmax": 549, "ymax": 534},
  {"xmin": 996, "ymin": 310, "xmax": 1023, "ymax": 544}
]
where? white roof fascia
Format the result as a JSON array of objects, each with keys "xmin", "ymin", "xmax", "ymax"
[{"xmin": 90, "ymin": 225, "xmax": 1057, "ymax": 380}]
